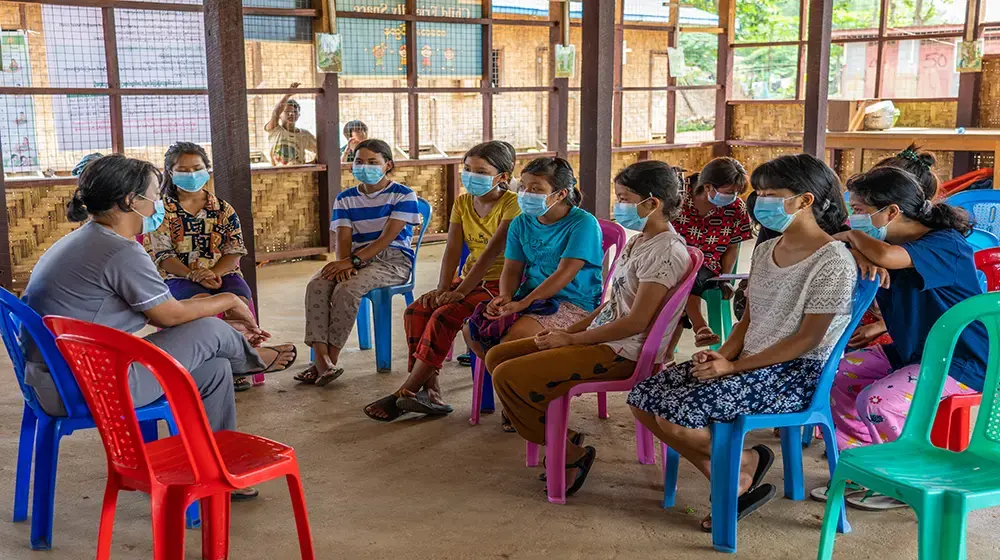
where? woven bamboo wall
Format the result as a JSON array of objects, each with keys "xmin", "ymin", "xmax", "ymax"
[
  {"xmin": 339, "ymin": 165, "xmax": 449, "ymax": 235},
  {"xmin": 252, "ymin": 171, "xmax": 321, "ymax": 254},
  {"xmin": 731, "ymin": 103, "xmax": 804, "ymax": 142},
  {"xmin": 730, "ymin": 145, "xmax": 803, "ymax": 175},
  {"xmin": 978, "ymin": 58, "xmax": 1000, "ymax": 128},
  {"xmin": 894, "ymin": 101, "xmax": 957, "ymax": 128}
]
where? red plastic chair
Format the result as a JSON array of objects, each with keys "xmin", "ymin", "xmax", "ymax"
[{"xmin": 45, "ymin": 316, "xmax": 314, "ymax": 560}]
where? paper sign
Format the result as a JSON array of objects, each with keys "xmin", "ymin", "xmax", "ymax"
[
  {"xmin": 667, "ymin": 47, "xmax": 686, "ymax": 78},
  {"xmin": 555, "ymin": 44, "xmax": 576, "ymax": 79},
  {"xmin": 957, "ymin": 39, "xmax": 983, "ymax": 73},
  {"xmin": 316, "ymin": 33, "xmax": 343, "ymax": 73}
]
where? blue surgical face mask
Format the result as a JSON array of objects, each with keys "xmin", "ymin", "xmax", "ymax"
[
  {"xmin": 172, "ymin": 169, "xmax": 210, "ymax": 193},
  {"xmin": 613, "ymin": 196, "xmax": 653, "ymax": 231},
  {"xmin": 848, "ymin": 206, "xmax": 889, "ymax": 241},
  {"xmin": 462, "ymin": 171, "xmax": 498, "ymax": 197},
  {"xmin": 708, "ymin": 187, "xmax": 737, "ymax": 207},
  {"xmin": 134, "ymin": 195, "xmax": 165, "ymax": 234},
  {"xmin": 753, "ymin": 194, "xmax": 801, "ymax": 233},
  {"xmin": 517, "ymin": 191, "xmax": 554, "ymax": 217},
  {"xmin": 352, "ymin": 163, "xmax": 386, "ymax": 185}
]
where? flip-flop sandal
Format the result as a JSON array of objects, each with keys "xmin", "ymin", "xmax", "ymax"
[
  {"xmin": 457, "ymin": 352, "xmax": 472, "ymax": 367},
  {"xmin": 748, "ymin": 444, "xmax": 775, "ymax": 492},
  {"xmin": 315, "ymin": 367, "xmax": 345, "ymax": 387},
  {"xmin": 701, "ymin": 483, "xmax": 777, "ymax": 533},
  {"xmin": 847, "ymin": 490, "xmax": 909, "ymax": 511},
  {"xmin": 538, "ymin": 432, "xmax": 587, "ymax": 481},
  {"xmin": 564, "ymin": 445, "xmax": 597, "ymax": 497},
  {"xmin": 259, "ymin": 345, "xmax": 298, "ymax": 374},
  {"xmin": 694, "ymin": 327, "xmax": 721, "ymax": 347},
  {"xmin": 363, "ymin": 394, "xmax": 405, "ymax": 422},
  {"xmin": 230, "ymin": 487, "xmax": 260, "ymax": 502},
  {"xmin": 810, "ymin": 481, "xmax": 867, "ymax": 503},
  {"xmin": 293, "ymin": 366, "xmax": 319, "ymax": 384},
  {"xmin": 396, "ymin": 392, "xmax": 454, "ymax": 415},
  {"xmin": 234, "ymin": 376, "xmax": 253, "ymax": 392},
  {"xmin": 501, "ymin": 411, "xmax": 517, "ymax": 433}
]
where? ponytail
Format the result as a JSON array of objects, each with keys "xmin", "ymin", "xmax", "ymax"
[
  {"xmin": 920, "ymin": 199, "xmax": 972, "ymax": 235},
  {"xmin": 66, "ymin": 192, "xmax": 89, "ymax": 222}
]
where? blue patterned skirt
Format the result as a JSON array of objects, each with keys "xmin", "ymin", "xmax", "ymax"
[{"xmin": 626, "ymin": 357, "xmax": 825, "ymax": 429}]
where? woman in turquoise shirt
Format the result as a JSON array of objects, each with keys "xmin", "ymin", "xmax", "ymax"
[{"xmin": 462, "ymin": 156, "xmax": 604, "ymax": 428}]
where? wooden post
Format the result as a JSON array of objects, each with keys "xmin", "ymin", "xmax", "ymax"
[
  {"xmin": 714, "ymin": 0, "xmax": 734, "ymax": 157},
  {"xmin": 802, "ymin": 0, "xmax": 833, "ymax": 156},
  {"xmin": 406, "ymin": 0, "xmax": 419, "ymax": 160},
  {"xmin": 955, "ymin": 0, "xmax": 983, "ymax": 177},
  {"xmin": 547, "ymin": 0, "xmax": 568, "ymax": 158},
  {"xmin": 0, "ymin": 153, "xmax": 11, "ymax": 290},
  {"xmin": 102, "ymin": 8, "xmax": 124, "ymax": 153},
  {"xmin": 872, "ymin": 0, "xmax": 891, "ymax": 96},
  {"xmin": 317, "ymin": 72, "xmax": 342, "ymax": 253},
  {"xmin": 482, "ymin": 0, "xmax": 493, "ymax": 142},
  {"xmin": 612, "ymin": 0, "xmax": 623, "ymax": 148},
  {"xmin": 204, "ymin": 0, "xmax": 258, "ymax": 309},
  {"xmin": 579, "ymin": 0, "xmax": 615, "ymax": 218}
]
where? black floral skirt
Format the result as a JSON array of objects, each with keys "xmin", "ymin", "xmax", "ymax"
[{"xmin": 626, "ymin": 357, "xmax": 825, "ymax": 429}]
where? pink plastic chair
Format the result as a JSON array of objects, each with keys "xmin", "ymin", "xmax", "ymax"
[
  {"xmin": 528, "ymin": 247, "xmax": 703, "ymax": 504},
  {"xmin": 469, "ymin": 220, "xmax": 628, "ymax": 425}
]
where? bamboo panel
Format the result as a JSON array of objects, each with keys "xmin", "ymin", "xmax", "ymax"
[
  {"xmin": 730, "ymin": 145, "xmax": 804, "ymax": 175},
  {"xmin": 251, "ymin": 170, "xmax": 321, "ymax": 255},
  {"xmin": 7, "ymin": 185, "xmax": 80, "ymax": 285},
  {"xmin": 649, "ymin": 147, "xmax": 715, "ymax": 175},
  {"xmin": 894, "ymin": 101, "xmax": 957, "ymax": 128},
  {"xmin": 861, "ymin": 149, "xmax": 954, "ymax": 184},
  {"xmin": 340, "ymin": 165, "xmax": 449, "ymax": 235},
  {"xmin": 979, "ymin": 58, "xmax": 1000, "ymax": 127},
  {"xmin": 731, "ymin": 103, "xmax": 804, "ymax": 142}
]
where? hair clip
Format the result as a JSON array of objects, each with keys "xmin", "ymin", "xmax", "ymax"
[{"xmin": 897, "ymin": 148, "xmax": 931, "ymax": 170}]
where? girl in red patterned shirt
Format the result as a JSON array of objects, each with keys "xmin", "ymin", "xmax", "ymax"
[{"xmin": 671, "ymin": 157, "xmax": 754, "ymax": 349}]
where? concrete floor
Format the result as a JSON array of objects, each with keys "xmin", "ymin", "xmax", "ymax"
[{"xmin": 0, "ymin": 242, "xmax": 998, "ymax": 559}]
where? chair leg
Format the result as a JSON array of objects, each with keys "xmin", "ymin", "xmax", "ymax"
[
  {"xmin": 470, "ymin": 359, "xmax": 485, "ymax": 426},
  {"xmin": 634, "ymin": 419, "xmax": 656, "ymax": 465},
  {"xmin": 525, "ymin": 442, "xmax": 540, "ymax": 467},
  {"xmin": 914, "ymin": 500, "xmax": 946, "ymax": 560},
  {"xmin": 13, "ymin": 403, "xmax": 36, "ymax": 523},
  {"xmin": 140, "ymin": 419, "xmax": 159, "ymax": 443},
  {"xmin": 371, "ymin": 293, "xmax": 393, "ymax": 373},
  {"xmin": 597, "ymin": 392, "xmax": 608, "ymax": 419},
  {"xmin": 709, "ymin": 423, "xmax": 743, "ymax": 553},
  {"xmin": 150, "ymin": 489, "xmax": 187, "ymax": 560},
  {"xmin": 779, "ymin": 426, "xmax": 806, "ymax": 500},
  {"xmin": 481, "ymin": 369, "xmax": 495, "ymax": 412},
  {"xmin": 816, "ymin": 475, "xmax": 849, "ymax": 560},
  {"xmin": 286, "ymin": 473, "xmax": 316, "ymax": 560},
  {"xmin": 544, "ymin": 397, "xmax": 572, "ymax": 505},
  {"xmin": 404, "ymin": 291, "xmax": 414, "ymax": 306},
  {"xmin": 162, "ymin": 413, "xmax": 200, "ymax": 529},
  {"xmin": 705, "ymin": 290, "xmax": 725, "ymax": 352},
  {"xmin": 357, "ymin": 297, "xmax": 373, "ymax": 351},
  {"xmin": 949, "ymin": 407, "xmax": 972, "ymax": 452},
  {"xmin": 96, "ymin": 481, "xmax": 119, "ymax": 560},
  {"xmin": 200, "ymin": 492, "xmax": 231, "ymax": 560},
  {"xmin": 29, "ymin": 418, "xmax": 59, "ymax": 550},
  {"xmin": 661, "ymin": 444, "xmax": 680, "ymax": 509},
  {"xmin": 933, "ymin": 493, "xmax": 968, "ymax": 560},
  {"xmin": 818, "ymin": 421, "xmax": 850, "ymax": 534},
  {"xmin": 802, "ymin": 424, "xmax": 814, "ymax": 447}
]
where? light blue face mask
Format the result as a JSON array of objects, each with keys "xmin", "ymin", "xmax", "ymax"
[
  {"xmin": 708, "ymin": 187, "xmax": 737, "ymax": 207},
  {"xmin": 517, "ymin": 191, "xmax": 554, "ymax": 217},
  {"xmin": 613, "ymin": 197, "xmax": 653, "ymax": 231},
  {"xmin": 172, "ymin": 169, "xmax": 210, "ymax": 193},
  {"xmin": 753, "ymin": 195, "xmax": 801, "ymax": 233},
  {"xmin": 134, "ymin": 196, "xmax": 165, "ymax": 234},
  {"xmin": 352, "ymin": 163, "xmax": 386, "ymax": 185},
  {"xmin": 848, "ymin": 206, "xmax": 889, "ymax": 241},
  {"xmin": 462, "ymin": 171, "xmax": 498, "ymax": 197}
]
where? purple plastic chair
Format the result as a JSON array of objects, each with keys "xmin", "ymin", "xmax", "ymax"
[
  {"xmin": 528, "ymin": 247, "xmax": 703, "ymax": 504},
  {"xmin": 469, "ymin": 219, "xmax": 628, "ymax": 425}
]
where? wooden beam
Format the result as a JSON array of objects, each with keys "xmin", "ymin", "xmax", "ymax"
[
  {"xmin": 102, "ymin": 8, "xmax": 124, "ymax": 153},
  {"xmin": 482, "ymin": 0, "xmax": 493, "ymax": 142},
  {"xmin": 612, "ymin": 0, "xmax": 624, "ymax": 148},
  {"xmin": 0, "ymin": 150, "xmax": 11, "ymax": 290},
  {"xmin": 873, "ymin": 0, "xmax": 891, "ymax": 96},
  {"xmin": 802, "ymin": 0, "xmax": 834, "ymax": 156},
  {"xmin": 955, "ymin": 0, "xmax": 984, "ymax": 176},
  {"xmin": 665, "ymin": 29, "xmax": 679, "ymax": 145},
  {"xmin": 714, "ymin": 0, "xmax": 734, "ymax": 158},
  {"xmin": 316, "ymin": 72, "xmax": 341, "ymax": 253},
  {"xmin": 204, "ymin": 0, "xmax": 257, "ymax": 310},
  {"xmin": 578, "ymin": 0, "xmax": 615, "ymax": 219},
  {"xmin": 547, "ymin": 0, "xmax": 569, "ymax": 158},
  {"xmin": 406, "ymin": 0, "xmax": 419, "ymax": 160}
]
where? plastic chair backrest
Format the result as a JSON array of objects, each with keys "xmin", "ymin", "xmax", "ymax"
[
  {"xmin": 806, "ymin": 274, "xmax": 880, "ymax": 411},
  {"xmin": 599, "ymin": 220, "xmax": 627, "ymax": 295},
  {"xmin": 0, "ymin": 288, "xmax": 90, "ymax": 418},
  {"xmin": 406, "ymin": 197, "xmax": 432, "ymax": 286},
  {"xmin": 966, "ymin": 228, "xmax": 1000, "ymax": 251},
  {"xmin": 894, "ymin": 292, "xmax": 1000, "ymax": 456},
  {"xmin": 632, "ymin": 247, "xmax": 704, "ymax": 379},
  {"xmin": 976, "ymin": 248, "xmax": 1000, "ymax": 292},
  {"xmin": 947, "ymin": 190, "xmax": 1000, "ymax": 239},
  {"xmin": 45, "ymin": 316, "xmax": 229, "ymax": 484}
]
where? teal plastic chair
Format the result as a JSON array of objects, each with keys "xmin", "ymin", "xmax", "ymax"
[
  {"xmin": 703, "ymin": 252, "xmax": 743, "ymax": 352},
  {"xmin": 818, "ymin": 292, "xmax": 1000, "ymax": 560}
]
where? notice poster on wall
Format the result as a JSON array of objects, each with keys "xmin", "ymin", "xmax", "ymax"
[
  {"xmin": 40, "ymin": 5, "xmax": 210, "ymax": 151},
  {"xmin": 0, "ymin": 32, "xmax": 41, "ymax": 172}
]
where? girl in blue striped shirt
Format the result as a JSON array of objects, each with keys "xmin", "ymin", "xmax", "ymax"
[{"xmin": 297, "ymin": 139, "xmax": 421, "ymax": 385}]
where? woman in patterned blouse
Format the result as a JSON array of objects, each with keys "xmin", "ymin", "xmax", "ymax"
[{"xmin": 145, "ymin": 142, "xmax": 295, "ymax": 390}]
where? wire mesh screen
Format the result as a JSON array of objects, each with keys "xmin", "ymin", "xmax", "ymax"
[
  {"xmin": 829, "ymin": 42, "xmax": 877, "ymax": 99},
  {"xmin": 675, "ymin": 89, "xmax": 716, "ymax": 144},
  {"xmin": 338, "ymin": 17, "xmax": 409, "ymax": 87},
  {"xmin": 417, "ymin": 92, "xmax": 482, "ymax": 157},
  {"xmin": 568, "ymin": 89, "xmax": 581, "ymax": 148},
  {"xmin": 880, "ymin": 38, "xmax": 961, "ymax": 98},
  {"xmin": 246, "ymin": 31, "xmax": 318, "ymax": 88},
  {"xmin": 2, "ymin": 94, "xmax": 112, "ymax": 177},
  {"xmin": 732, "ymin": 46, "xmax": 799, "ymax": 100},
  {"xmin": 122, "ymin": 95, "xmax": 211, "ymax": 163},
  {"xmin": 415, "ymin": 22, "xmax": 482, "ymax": 87},
  {"xmin": 621, "ymin": 91, "xmax": 665, "ymax": 145},
  {"xmin": 244, "ymin": 15, "xmax": 312, "ymax": 42},
  {"xmin": 116, "ymin": 9, "xmax": 207, "ymax": 89},
  {"xmin": 622, "ymin": 28, "xmax": 670, "ymax": 89},
  {"xmin": 492, "ymin": 25, "xmax": 549, "ymax": 87},
  {"xmin": 339, "ymin": 92, "xmax": 409, "ymax": 160},
  {"xmin": 248, "ymin": 93, "xmax": 317, "ymax": 164},
  {"xmin": 493, "ymin": 91, "xmax": 548, "ymax": 152},
  {"xmin": 677, "ymin": 33, "xmax": 718, "ymax": 87},
  {"xmin": 32, "ymin": 5, "xmax": 108, "ymax": 88},
  {"xmin": 244, "ymin": 0, "xmax": 311, "ymax": 7}
]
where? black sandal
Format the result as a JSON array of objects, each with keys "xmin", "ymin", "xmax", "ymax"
[
  {"xmin": 257, "ymin": 345, "xmax": 298, "ymax": 374},
  {"xmin": 396, "ymin": 391, "xmax": 453, "ymax": 415},
  {"xmin": 748, "ymin": 444, "xmax": 775, "ymax": 492},
  {"xmin": 364, "ymin": 394, "xmax": 405, "ymax": 422},
  {"xmin": 701, "ymin": 483, "xmax": 777, "ymax": 532},
  {"xmin": 315, "ymin": 367, "xmax": 345, "ymax": 387},
  {"xmin": 565, "ymin": 446, "xmax": 597, "ymax": 497},
  {"xmin": 293, "ymin": 366, "xmax": 319, "ymax": 384},
  {"xmin": 538, "ymin": 432, "xmax": 586, "ymax": 481},
  {"xmin": 234, "ymin": 376, "xmax": 253, "ymax": 392},
  {"xmin": 501, "ymin": 411, "xmax": 517, "ymax": 433}
]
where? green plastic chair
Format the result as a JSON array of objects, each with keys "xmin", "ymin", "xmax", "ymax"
[
  {"xmin": 817, "ymin": 292, "xmax": 1000, "ymax": 560},
  {"xmin": 704, "ymin": 251, "xmax": 742, "ymax": 352}
]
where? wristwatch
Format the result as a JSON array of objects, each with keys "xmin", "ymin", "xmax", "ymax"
[{"xmin": 350, "ymin": 254, "xmax": 367, "ymax": 270}]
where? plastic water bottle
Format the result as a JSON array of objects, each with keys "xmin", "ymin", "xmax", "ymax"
[{"xmin": 957, "ymin": 127, "xmax": 966, "ymax": 134}]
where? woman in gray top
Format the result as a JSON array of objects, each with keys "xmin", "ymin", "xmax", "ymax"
[{"xmin": 22, "ymin": 155, "xmax": 296, "ymax": 478}]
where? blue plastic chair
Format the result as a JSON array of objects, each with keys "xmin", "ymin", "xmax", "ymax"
[
  {"xmin": 947, "ymin": 190, "xmax": 1000, "ymax": 239},
  {"xmin": 661, "ymin": 273, "xmax": 879, "ymax": 553},
  {"xmin": 357, "ymin": 197, "xmax": 432, "ymax": 372},
  {"xmin": 0, "ymin": 288, "xmax": 196, "ymax": 550},
  {"xmin": 965, "ymin": 227, "xmax": 1000, "ymax": 251}
]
